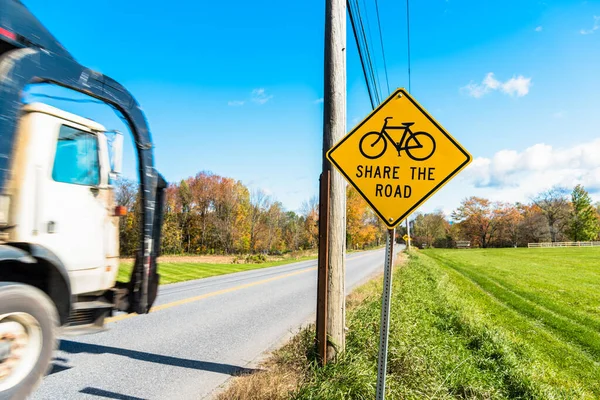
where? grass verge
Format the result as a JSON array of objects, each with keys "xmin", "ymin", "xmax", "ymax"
[
  {"xmin": 117, "ymin": 255, "xmax": 316, "ymax": 285},
  {"xmin": 218, "ymin": 249, "xmax": 600, "ymax": 399}
]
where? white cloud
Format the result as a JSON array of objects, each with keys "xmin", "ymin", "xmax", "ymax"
[
  {"xmin": 535, "ymin": 26, "xmax": 543, "ymax": 32},
  {"xmin": 461, "ymin": 73, "xmax": 532, "ymax": 98},
  {"xmin": 482, "ymin": 73, "xmax": 501, "ymax": 90},
  {"xmin": 462, "ymin": 138, "xmax": 600, "ymax": 195},
  {"xmin": 415, "ymin": 137, "xmax": 600, "ymax": 217},
  {"xmin": 500, "ymin": 76, "xmax": 532, "ymax": 97},
  {"xmin": 251, "ymin": 88, "xmax": 274, "ymax": 104},
  {"xmin": 228, "ymin": 88, "xmax": 274, "ymax": 106},
  {"xmin": 461, "ymin": 82, "xmax": 488, "ymax": 99},
  {"xmin": 314, "ymin": 98, "xmax": 324, "ymax": 104},
  {"xmin": 580, "ymin": 16, "xmax": 600, "ymax": 34}
]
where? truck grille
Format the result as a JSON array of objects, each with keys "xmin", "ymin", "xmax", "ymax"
[{"xmin": 67, "ymin": 309, "xmax": 97, "ymax": 326}]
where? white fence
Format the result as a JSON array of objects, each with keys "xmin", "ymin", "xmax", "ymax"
[{"xmin": 527, "ymin": 241, "xmax": 600, "ymax": 248}]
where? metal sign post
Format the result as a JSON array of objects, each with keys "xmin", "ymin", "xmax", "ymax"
[
  {"xmin": 406, "ymin": 216, "xmax": 411, "ymax": 250},
  {"xmin": 376, "ymin": 228, "xmax": 395, "ymax": 400}
]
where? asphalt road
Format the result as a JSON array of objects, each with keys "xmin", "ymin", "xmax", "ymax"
[{"xmin": 32, "ymin": 247, "xmax": 400, "ymax": 400}]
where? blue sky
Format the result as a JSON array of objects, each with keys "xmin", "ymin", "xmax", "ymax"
[{"xmin": 23, "ymin": 0, "xmax": 600, "ymax": 215}]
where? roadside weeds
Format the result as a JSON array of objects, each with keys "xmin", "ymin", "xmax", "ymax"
[
  {"xmin": 216, "ymin": 249, "xmax": 597, "ymax": 399},
  {"xmin": 216, "ymin": 252, "xmax": 407, "ymax": 400}
]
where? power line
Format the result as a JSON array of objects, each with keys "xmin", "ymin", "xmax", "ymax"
[
  {"xmin": 28, "ymin": 93, "xmax": 104, "ymax": 104},
  {"xmin": 374, "ymin": 0, "xmax": 390, "ymax": 96},
  {"xmin": 406, "ymin": 0, "xmax": 412, "ymax": 93},
  {"xmin": 347, "ymin": 0, "xmax": 376, "ymax": 109},
  {"xmin": 405, "ymin": 0, "xmax": 413, "ymax": 251},
  {"xmin": 358, "ymin": 0, "xmax": 382, "ymax": 101},
  {"xmin": 28, "ymin": 92, "xmax": 131, "ymax": 131},
  {"xmin": 354, "ymin": 0, "xmax": 381, "ymax": 105}
]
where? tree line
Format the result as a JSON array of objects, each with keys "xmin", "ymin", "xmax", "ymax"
[
  {"xmin": 116, "ymin": 172, "xmax": 387, "ymax": 256},
  {"xmin": 410, "ymin": 184, "xmax": 600, "ymax": 248}
]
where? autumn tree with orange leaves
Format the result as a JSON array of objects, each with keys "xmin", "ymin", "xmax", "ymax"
[
  {"xmin": 451, "ymin": 197, "xmax": 504, "ymax": 248},
  {"xmin": 116, "ymin": 172, "xmax": 341, "ymax": 256},
  {"xmin": 346, "ymin": 186, "xmax": 386, "ymax": 250}
]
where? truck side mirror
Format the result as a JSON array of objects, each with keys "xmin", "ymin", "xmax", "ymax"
[{"xmin": 110, "ymin": 132, "xmax": 123, "ymax": 176}]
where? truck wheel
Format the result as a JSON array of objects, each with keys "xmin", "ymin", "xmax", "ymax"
[{"xmin": 0, "ymin": 283, "xmax": 58, "ymax": 400}]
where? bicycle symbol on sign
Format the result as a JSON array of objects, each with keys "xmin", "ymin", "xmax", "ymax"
[{"xmin": 359, "ymin": 117, "xmax": 436, "ymax": 161}]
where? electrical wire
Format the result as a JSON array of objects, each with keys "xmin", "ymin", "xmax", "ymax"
[
  {"xmin": 347, "ymin": 0, "xmax": 377, "ymax": 109},
  {"xmin": 405, "ymin": 0, "xmax": 413, "ymax": 235},
  {"xmin": 374, "ymin": 0, "xmax": 390, "ymax": 95},
  {"xmin": 406, "ymin": 0, "xmax": 412, "ymax": 93},
  {"xmin": 354, "ymin": 0, "xmax": 381, "ymax": 104},
  {"xmin": 360, "ymin": 0, "xmax": 381, "ymax": 97},
  {"xmin": 27, "ymin": 93, "xmax": 105, "ymax": 104},
  {"xmin": 27, "ymin": 92, "xmax": 131, "ymax": 133}
]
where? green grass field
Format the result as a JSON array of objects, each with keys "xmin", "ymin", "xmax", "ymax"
[
  {"xmin": 256, "ymin": 248, "xmax": 600, "ymax": 399},
  {"xmin": 117, "ymin": 256, "xmax": 315, "ymax": 285},
  {"xmin": 424, "ymin": 247, "xmax": 600, "ymax": 398}
]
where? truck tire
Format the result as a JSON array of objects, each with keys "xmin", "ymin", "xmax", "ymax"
[{"xmin": 0, "ymin": 283, "xmax": 58, "ymax": 400}]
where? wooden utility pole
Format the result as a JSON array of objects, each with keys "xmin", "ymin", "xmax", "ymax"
[
  {"xmin": 317, "ymin": 0, "xmax": 346, "ymax": 363},
  {"xmin": 316, "ymin": 171, "xmax": 329, "ymax": 363}
]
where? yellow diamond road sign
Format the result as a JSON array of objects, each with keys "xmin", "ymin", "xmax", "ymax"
[{"xmin": 327, "ymin": 88, "xmax": 472, "ymax": 228}]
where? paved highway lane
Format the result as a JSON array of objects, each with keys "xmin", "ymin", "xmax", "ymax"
[{"xmin": 32, "ymin": 247, "xmax": 401, "ymax": 400}]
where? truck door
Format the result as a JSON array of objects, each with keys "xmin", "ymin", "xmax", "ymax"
[{"xmin": 42, "ymin": 124, "xmax": 106, "ymax": 272}]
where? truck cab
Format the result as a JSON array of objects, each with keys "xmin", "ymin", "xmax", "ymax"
[{"xmin": 7, "ymin": 103, "xmax": 122, "ymax": 296}]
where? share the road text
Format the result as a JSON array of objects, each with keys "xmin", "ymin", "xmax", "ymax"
[{"xmin": 356, "ymin": 165, "xmax": 435, "ymax": 198}]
